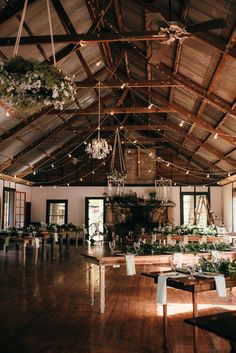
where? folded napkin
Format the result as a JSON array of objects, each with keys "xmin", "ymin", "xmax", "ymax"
[
  {"xmin": 54, "ymin": 232, "xmax": 58, "ymax": 242},
  {"xmin": 156, "ymin": 272, "xmax": 187, "ymax": 304},
  {"xmin": 213, "ymin": 274, "xmax": 227, "ymax": 297},
  {"xmin": 124, "ymin": 254, "xmax": 136, "ymax": 276}
]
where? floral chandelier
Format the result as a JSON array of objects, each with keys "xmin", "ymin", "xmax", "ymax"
[
  {"xmin": 86, "ymin": 82, "xmax": 112, "ymax": 159},
  {"xmin": 0, "ymin": 0, "xmax": 76, "ymax": 114}
]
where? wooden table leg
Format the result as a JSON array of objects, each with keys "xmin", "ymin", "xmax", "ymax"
[
  {"xmin": 192, "ymin": 291, "xmax": 198, "ymax": 353},
  {"xmin": 51, "ymin": 236, "xmax": 54, "ymax": 260},
  {"xmin": 41, "ymin": 238, "xmax": 46, "ymax": 260},
  {"xmin": 89, "ymin": 263, "xmax": 94, "ymax": 306},
  {"xmin": 163, "ymin": 304, "xmax": 168, "ymax": 350},
  {"xmin": 59, "ymin": 235, "xmax": 63, "ymax": 257},
  {"xmin": 75, "ymin": 232, "xmax": 78, "ymax": 248},
  {"xmin": 65, "ymin": 234, "xmax": 70, "ymax": 253},
  {"xmin": 99, "ymin": 265, "xmax": 105, "ymax": 314}
]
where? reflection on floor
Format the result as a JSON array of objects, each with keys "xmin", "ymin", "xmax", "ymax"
[{"xmin": 0, "ymin": 245, "xmax": 235, "ymax": 353}]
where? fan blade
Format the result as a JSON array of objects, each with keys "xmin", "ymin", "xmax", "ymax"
[{"xmin": 186, "ymin": 18, "xmax": 227, "ymax": 33}]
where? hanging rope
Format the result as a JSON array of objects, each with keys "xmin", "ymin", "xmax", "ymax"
[
  {"xmin": 110, "ymin": 128, "xmax": 126, "ymax": 172},
  {"xmin": 98, "ymin": 82, "xmax": 101, "ymax": 140},
  {"xmin": 46, "ymin": 0, "xmax": 56, "ymax": 66},
  {"xmin": 13, "ymin": 0, "xmax": 28, "ymax": 56}
]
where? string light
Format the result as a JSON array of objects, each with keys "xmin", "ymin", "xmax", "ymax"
[
  {"xmin": 148, "ymin": 103, "xmax": 153, "ymax": 109},
  {"xmin": 68, "ymin": 153, "xmax": 72, "ymax": 158},
  {"xmin": 51, "ymin": 164, "xmax": 54, "ymax": 168},
  {"xmin": 67, "ymin": 183, "xmax": 70, "ymax": 186},
  {"xmin": 53, "ymin": 185, "xmax": 56, "ymax": 189},
  {"xmin": 6, "ymin": 111, "xmax": 10, "ymax": 117},
  {"xmin": 186, "ymin": 170, "xmax": 189, "ymax": 174},
  {"xmin": 33, "ymin": 171, "xmax": 36, "ymax": 175},
  {"xmin": 228, "ymin": 173, "xmax": 231, "ymax": 177},
  {"xmin": 40, "ymin": 185, "xmax": 42, "ymax": 188},
  {"xmin": 179, "ymin": 120, "xmax": 184, "ymax": 127},
  {"xmin": 96, "ymin": 61, "xmax": 102, "ymax": 66},
  {"xmin": 120, "ymin": 83, "xmax": 126, "ymax": 89},
  {"xmin": 207, "ymin": 174, "xmax": 209, "ymax": 178},
  {"xmin": 214, "ymin": 133, "xmax": 218, "ymax": 139}
]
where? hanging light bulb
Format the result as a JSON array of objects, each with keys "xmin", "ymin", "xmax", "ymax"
[
  {"xmin": 214, "ymin": 133, "xmax": 218, "ymax": 139},
  {"xmin": 186, "ymin": 170, "xmax": 189, "ymax": 174},
  {"xmin": 68, "ymin": 153, "xmax": 72, "ymax": 158},
  {"xmin": 86, "ymin": 82, "xmax": 112, "ymax": 159},
  {"xmin": 179, "ymin": 120, "xmax": 184, "ymax": 127}
]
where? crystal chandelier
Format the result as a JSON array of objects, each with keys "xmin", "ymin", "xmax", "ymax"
[{"xmin": 86, "ymin": 82, "xmax": 112, "ymax": 159}]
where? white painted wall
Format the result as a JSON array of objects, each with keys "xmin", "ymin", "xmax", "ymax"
[
  {"xmin": 30, "ymin": 185, "xmax": 223, "ymax": 227},
  {"xmin": 210, "ymin": 187, "xmax": 222, "ymax": 226}
]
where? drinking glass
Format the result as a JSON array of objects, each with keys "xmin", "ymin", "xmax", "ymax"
[
  {"xmin": 133, "ymin": 241, "xmax": 140, "ymax": 254},
  {"xmin": 109, "ymin": 241, "xmax": 116, "ymax": 254},
  {"xmin": 169, "ymin": 255, "xmax": 178, "ymax": 271}
]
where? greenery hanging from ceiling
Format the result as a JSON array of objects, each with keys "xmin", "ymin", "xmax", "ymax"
[{"xmin": 0, "ymin": 56, "xmax": 76, "ymax": 114}]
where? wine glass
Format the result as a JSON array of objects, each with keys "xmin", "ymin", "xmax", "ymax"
[
  {"xmin": 169, "ymin": 255, "xmax": 178, "ymax": 272},
  {"xmin": 133, "ymin": 241, "xmax": 140, "ymax": 254},
  {"xmin": 187, "ymin": 264, "xmax": 196, "ymax": 280},
  {"xmin": 109, "ymin": 241, "xmax": 116, "ymax": 254}
]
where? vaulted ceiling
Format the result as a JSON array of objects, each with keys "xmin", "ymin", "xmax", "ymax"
[{"xmin": 0, "ymin": 0, "xmax": 235, "ymax": 186}]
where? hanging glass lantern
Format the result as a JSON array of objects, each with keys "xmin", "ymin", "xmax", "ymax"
[{"xmin": 86, "ymin": 82, "xmax": 112, "ymax": 159}]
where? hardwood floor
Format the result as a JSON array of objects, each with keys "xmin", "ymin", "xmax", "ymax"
[{"xmin": 0, "ymin": 246, "xmax": 235, "ymax": 353}]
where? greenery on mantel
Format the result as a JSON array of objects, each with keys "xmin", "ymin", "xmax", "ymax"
[
  {"xmin": 0, "ymin": 56, "xmax": 76, "ymax": 113},
  {"xmin": 104, "ymin": 191, "xmax": 174, "ymax": 206}
]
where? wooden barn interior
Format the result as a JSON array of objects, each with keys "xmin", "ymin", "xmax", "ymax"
[{"xmin": 0, "ymin": 0, "xmax": 236, "ymax": 352}]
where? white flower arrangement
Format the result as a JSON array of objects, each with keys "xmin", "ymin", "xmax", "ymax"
[
  {"xmin": 107, "ymin": 168, "xmax": 128, "ymax": 182},
  {"xmin": 0, "ymin": 56, "xmax": 76, "ymax": 113}
]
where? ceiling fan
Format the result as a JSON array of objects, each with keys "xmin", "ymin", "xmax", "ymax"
[
  {"xmin": 156, "ymin": 15, "xmax": 227, "ymax": 45},
  {"xmin": 148, "ymin": 1, "xmax": 227, "ymax": 64}
]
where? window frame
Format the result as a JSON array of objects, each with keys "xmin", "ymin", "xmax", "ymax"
[
  {"xmin": 180, "ymin": 190, "xmax": 210, "ymax": 226},
  {"xmin": 14, "ymin": 191, "xmax": 26, "ymax": 228},
  {"xmin": 46, "ymin": 199, "xmax": 68, "ymax": 225},
  {"xmin": 2, "ymin": 187, "xmax": 15, "ymax": 229}
]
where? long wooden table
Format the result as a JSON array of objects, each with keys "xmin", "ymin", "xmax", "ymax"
[
  {"xmin": 81, "ymin": 248, "xmax": 235, "ymax": 314},
  {"xmin": 142, "ymin": 271, "xmax": 236, "ymax": 353}
]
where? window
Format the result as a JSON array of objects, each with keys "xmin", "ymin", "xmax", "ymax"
[
  {"xmin": 233, "ymin": 189, "xmax": 236, "ymax": 232},
  {"xmin": 15, "ymin": 192, "xmax": 26, "ymax": 228},
  {"xmin": 46, "ymin": 200, "xmax": 68, "ymax": 225},
  {"xmin": 181, "ymin": 192, "xmax": 209, "ymax": 227},
  {"xmin": 3, "ymin": 188, "xmax": 15, "ymax": 229}
]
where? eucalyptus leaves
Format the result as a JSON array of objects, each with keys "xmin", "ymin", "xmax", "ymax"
[{"xmin": 0, "ymin": 56, "xmax": 76, "ymax": 113}]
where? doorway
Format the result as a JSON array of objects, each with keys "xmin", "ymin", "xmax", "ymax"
[{"xmin": 85, "ymin": 198, "xmax": 105, "ymax": 236}]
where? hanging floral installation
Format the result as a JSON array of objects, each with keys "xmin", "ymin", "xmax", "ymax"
[
  {"xmin": 0, "ymin": 0, "xmax": 76, "ymax": 114},
  {"xmin": 0, "ymin": 56, "xmax": 76, "ymax": 113},
  {"xmin": 107, "ymin": 128, "xmax": 127, "ymax": 195}
]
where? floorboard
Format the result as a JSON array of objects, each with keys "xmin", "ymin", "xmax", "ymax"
[{"xmin": 0, "ymin": 245, "xmax": 235, "ymax": 353}]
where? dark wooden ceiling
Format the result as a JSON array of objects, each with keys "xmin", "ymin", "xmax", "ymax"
[{"xmin": 0, "ymin": 0, "xmax": 235, "ymax": 186}]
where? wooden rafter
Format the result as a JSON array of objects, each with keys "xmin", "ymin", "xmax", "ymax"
[
  {"xmin": 184, "ymin": 26, "xmax": 236, "ymax": 161},
  {"xmin": 48, "ymin": 106, "xmax": 174, "ymax": 115}
]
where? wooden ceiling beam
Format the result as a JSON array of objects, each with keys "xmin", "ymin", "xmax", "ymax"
[
  {"xmin": 0, "ymin": 31, "xmax": 175, "ymax": 46},
  {"xmin": 166, "ymin": 122, "xmax": 236, "ymax": 168},
  {"xmin": 159, "ymin": 134, "xmax": 226, "ymax": 175},
  {"xmin": 148, "ymin": 90, "xmax": 236, "ymax": 147},
  {"xmin": 48, "ymin": 106, "xmax": 174, "ymax": 115},
  {"xmin": 67, "ymin": 124, "xmax": 176, "ymax": 131},
  {"xmin": 86, "ymin": 0, "xmax": 114, "ymax": 68},
  {"xmin": 76, "ymin": 79, "xmax": 181, "ymax": 88},
  {"xmin": 135, "ymin": 0, "xmax": 236, "ymax": 60},
  {"xmin": 118, "ymin": 40, "xmax": 236, "ymax": 117},
  {"xmin": 184, "ymin": 26, "xmax": 236, "ymax": 161}
]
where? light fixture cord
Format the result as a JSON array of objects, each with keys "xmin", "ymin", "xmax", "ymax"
[
  {"xmin": 98, "ymin": 82, "xmax": 101, "ymax": 140},
  {"xmin": 13, "ymin": 0, "xmax": 28, "ymax": 56},
  {"xmin": 46, "ymin": 0, "xmax": 56, "ymax": 66}
]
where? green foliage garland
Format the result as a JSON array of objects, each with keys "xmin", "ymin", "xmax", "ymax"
[{"xmin": 0, "ymin": 56, "xmax": 76, "ymax": 113}]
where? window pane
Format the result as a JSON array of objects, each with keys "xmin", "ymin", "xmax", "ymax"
[
  {"xmin": 48, "ymin": 202, "xmax": 66, "ymax": 225},
  {"xmin": 183, "ymin": 195, "xmax": 195, "ymax": 225}
]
